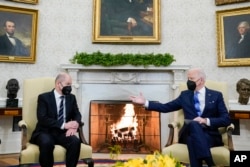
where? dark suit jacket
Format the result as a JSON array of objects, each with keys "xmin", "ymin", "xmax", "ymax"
[
  {"xmin": 147, "ymin": 87, "xmax": 231, "ymax": 144},
  {"xmin": 227, "ymin": 33, "xmax": 250, "ymax": 59},
  {"xmin": 30, "ymin": 89, "xmax": 82, "ymax": 143},
  {"xmin": 0, "ymin": 34, "xmax": 29, "ymax": 56}
]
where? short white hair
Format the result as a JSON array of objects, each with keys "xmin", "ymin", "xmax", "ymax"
[{"xmin": 238, "ymin": 21, "xmax": 250, "ymax": 29}]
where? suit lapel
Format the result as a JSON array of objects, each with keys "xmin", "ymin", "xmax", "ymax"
[
  {"xmin": 203, "ymin": 88, "xmax": 213, "ymax": 114},
  {"xmin": 48, "ymin": 90, "xmax": 58, "ymax": 118},
  {"xmin": 188, "ymin": 91, "xmax": 195, "ymax": 106},
  {"xmin": 186, "ymin": 91, "xmax": 197, "ymax": 114}
]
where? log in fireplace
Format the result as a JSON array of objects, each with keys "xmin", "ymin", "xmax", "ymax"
[{"xmin": 89, "ymin": 100, "xmax": 161, "ymax": 154}]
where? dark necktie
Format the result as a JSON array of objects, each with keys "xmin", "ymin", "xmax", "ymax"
[
  {"xmin": 58, "ymin": 96, "xmax": 64, "ymax": 126},
  {"xmin": 194, "ymin": 91, "xmax": 201, "ymax": 116}
]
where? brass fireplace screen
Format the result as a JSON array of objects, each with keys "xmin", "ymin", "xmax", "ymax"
[{"xmin": 89, "ymin": 100, "xmax": 161, "ymax": 154}]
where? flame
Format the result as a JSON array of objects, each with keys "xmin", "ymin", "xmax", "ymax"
[{"xmin": 111, "ymin": 104, "xmax": 138, "ymax": 141}]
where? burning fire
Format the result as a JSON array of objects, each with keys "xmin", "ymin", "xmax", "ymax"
[{"xmin": 110, "ymin": 104, "xmax": 138, "ymax": 142}]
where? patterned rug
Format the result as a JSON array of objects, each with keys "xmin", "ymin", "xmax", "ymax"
[
  {"xmin": 10, "ymin": 159, "xmax": 121, "ymax": 167},
  {"xmin": 9, "ymin": 160, "xmax": 193, "ymax": 167}
]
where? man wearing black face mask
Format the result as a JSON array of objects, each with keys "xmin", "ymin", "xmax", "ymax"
[
  {"xmin": 30, "ymin": 72, "xmax": 82, "ymax": 167},
  {"xmin": 129, "ymin": 67, "xmax": 230, "ymax": 167}
]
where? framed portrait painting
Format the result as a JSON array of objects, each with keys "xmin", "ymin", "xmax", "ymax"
[
  {"xmin": 0, "ymin": 5, "xmax": 38, "ymax": 63},
  {"xmin": 5, "ymin": 0, "xmax": 38, "ymax": 4},
  {"xmin": 92, "ymin": 0, "xmax": 160, "ymax": 44},
  {"xmin": 215, "ymin": 0, "xmax": 250, "ymax": 6},
  {"xmin": 216, "ymin": 6, "xmax": 250, "ymax": 66}
]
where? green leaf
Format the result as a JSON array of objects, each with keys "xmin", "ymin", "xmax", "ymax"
[{"xmin": 70, "ymin": 51, "xmax": 175, "ymax": 67}]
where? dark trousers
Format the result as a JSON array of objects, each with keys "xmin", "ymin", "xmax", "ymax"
[
  {"xmin": 180, "ymin": 121, "xmax": 218, "ymax": 167},
  {"xmin": 34, "ymin": 130, "xmax": 81, "ymax": 167}
]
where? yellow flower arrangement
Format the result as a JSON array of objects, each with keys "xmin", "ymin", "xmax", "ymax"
[{"xmin": 113, "ymin": 151, "xmax": 185, "ymax": 167}]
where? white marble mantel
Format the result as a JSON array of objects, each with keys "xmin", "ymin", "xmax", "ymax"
[
  {"xmin": 60, "ymin": 64, "xmax": 191, "ymax": 103},
  {"xmin": 60, "ymin": 64, "xmax": 190, "ymax": 95},
  {"xmin": 60, "ymin": 64, "xmax": 190, "ymax": 148}
]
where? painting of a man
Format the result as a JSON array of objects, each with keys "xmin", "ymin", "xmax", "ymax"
[
  {"xmin": 100, "ymin": 0, "xmax": 153, "ymax": 36},
  {"xmin": 226, "ymin": 21, "xmax": 250, "ymax": 59},
  {"xmin": 0, "ymin": 19, "xmax": 29, "ymax": 56}
]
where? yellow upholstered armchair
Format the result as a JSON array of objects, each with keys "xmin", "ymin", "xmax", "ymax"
[
  {"xmin": 18, "ymin": 77, "xmax": 93, "ymax": 167},
  {"xmin": 162, "ymin": 80, "xmax": 234, "ymax": 167}
]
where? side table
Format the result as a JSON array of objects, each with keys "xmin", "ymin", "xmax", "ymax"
[
  {"xmin": 0, "ymin": 107, "xmax": 22, "ymax": 132},
  {"xmin": 229, "ymin": 103, "xmax": 250, "ymax": 135},
  {"xmin": 0, "ymin": 107, "xmax": 22, "ymax": 116},
  {"xmin": 229, "ymin": 104, "xmax": 250, "ymax": 119}
]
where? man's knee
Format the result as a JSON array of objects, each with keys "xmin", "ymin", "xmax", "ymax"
[
  {"xmin": 37, "ymin": 134, "xmax": 55, "ymax": 149},
  {"xmin": 70, "ymin": 136, "xmax": 81, "ymax": 146},
  {"xmin": 187, "ymin": 121, "xmax": 204, "ymax": 133},
  {"xmin": 188, "ymin": 121, "xmax": 200, "ymax": 127}
]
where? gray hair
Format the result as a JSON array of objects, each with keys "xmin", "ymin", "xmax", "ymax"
[
  {"xmin": 238, "ymin": 21, "xmax": 250, "ymax": 29},
  {"xmin": 188, "ymin": 67, "xmax": 206, "ymax": 81},
  {"xmin": 55, "ymin": 72, "xmax": 69, "ymax": 83}
]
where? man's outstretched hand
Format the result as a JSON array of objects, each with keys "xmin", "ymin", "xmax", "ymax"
[{"xmin": 129, "ymin": 92, "xmax": 146, "ymax": 105}]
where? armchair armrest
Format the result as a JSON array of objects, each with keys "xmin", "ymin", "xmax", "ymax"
[
  {"xmin": 227, "ymin": 123, "xmax": 235, "ymax": 151},
  {"xmin": 165, "ymin": 121, "xmax": 180, "ymax": 147},
  {"xmin": 78, "ymin": 122, "xmax": 89, "ymax": 145},
  {"xmin": 18, "ymin": 120, "xmax": 28, "ymax": 150}
]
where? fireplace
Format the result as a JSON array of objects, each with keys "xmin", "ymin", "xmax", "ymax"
[
  {"xmin": 60, "ymin": 64, "xmax": 190, "ymax": 150},
  {"xmin": 89, "ymin": 100, "xmax": 160, "ymax": 154}
]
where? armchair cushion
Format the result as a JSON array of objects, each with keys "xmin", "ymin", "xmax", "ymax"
[
  {"xmin": 162, "ymin": 143, "xmax": 231, "ymax": 165},
  {"xmin": 20, "ymin": 142, "xmax": 92, "ymax": 164}
]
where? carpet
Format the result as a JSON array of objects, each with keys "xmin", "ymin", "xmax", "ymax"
[{"xmin": 10, "ymin": 159, "xmax": 121, "ymax": 167}]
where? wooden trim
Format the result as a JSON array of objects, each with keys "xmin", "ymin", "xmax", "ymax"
[
  {"xmin": 0, "ymin": 107, "xmax": 22, "ymax": 116},
  {"xmin": 230, "ymin": 110, "xmax": 250, "ymax": 119}
]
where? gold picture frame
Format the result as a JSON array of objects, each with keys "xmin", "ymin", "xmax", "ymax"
[
  {"xmin": 92, "ymin": 0, "xmax": 160, "ymax": 44},
  {"xmin": 215, "ymin": 0, "xmax": 250, "ymax": 6},
  {"xmin": 0, "ymin": 5, "xmax": 38, "ymax": 63},
  {"xmin": 6, "ymin": 0, "xmax": 38, "ymax": 5},
  {"xmin": 216, "ymin": 6, "xmax": 250, "ymax": 66}
]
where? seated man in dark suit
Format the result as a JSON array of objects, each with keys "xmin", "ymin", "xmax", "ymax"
[
  {"xmin": 30, "ymin": 72, "xmax": 82, "ymax": 167},
  {"xmin": 130, "ymin": 67, "xmax": 231, "ymax": 167}
]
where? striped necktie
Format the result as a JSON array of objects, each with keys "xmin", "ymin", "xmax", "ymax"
[
  {"xmin": 58, "ymin": 96, "xmax": 64, "ymax": 126},
  {"xmin": 194, "ymin": 91, "xmax": 201, "ymax": 116}
]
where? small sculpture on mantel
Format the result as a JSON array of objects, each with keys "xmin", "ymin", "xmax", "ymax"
[
  {"xmin": 6, "ymin": 78, "xmax": 20, "ymax": 107},
  {"xmin": 236, "ymin": 78, "xmax": 250, "ymax": 105}
]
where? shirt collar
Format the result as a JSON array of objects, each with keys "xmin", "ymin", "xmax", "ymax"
[
  {"xmin": 54, "ymin": 89, "xmax": 62, "ymax": 99},
  {"xmin": 6, "ymin": 33, "xmax": 14, "ymax": 38},
  {"xmin": 197, "ymin": 86, "xmax": 205, "ymax": 95}
]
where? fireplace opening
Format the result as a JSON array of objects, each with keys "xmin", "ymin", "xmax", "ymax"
[{"xmin": 89, "ymin": 100, "xmax": 161, "ymax": 154}]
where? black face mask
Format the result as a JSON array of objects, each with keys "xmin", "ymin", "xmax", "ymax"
[
  {"xmin": 187, "ymin": 80, "xmax": 196, "ymax": 91},
  {"xmin": 62, "ymin": 85, "xmax": 72, "ymax": 95}
]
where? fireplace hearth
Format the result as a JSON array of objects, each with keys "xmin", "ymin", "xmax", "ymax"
[{"xmin": 90, "ymin": 100, "xmax": 160, "ymax": 154}]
